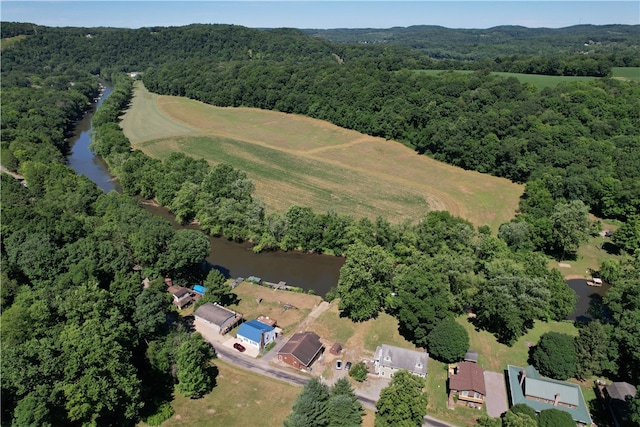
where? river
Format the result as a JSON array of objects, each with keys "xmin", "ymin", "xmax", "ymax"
[
  {"xmin": 65, "ymin": 84, "xmax": 603, "ymax": 314},
  {"xmin": 65, "ymin": 84, "xmax": 344, "ymax": 296}
]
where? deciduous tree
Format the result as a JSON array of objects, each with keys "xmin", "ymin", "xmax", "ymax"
[
  {"xmin": 375, "ymin": 370, "xmax": 428, "ymax": 427},
  {"xmin": 426, "ymin": 318, "xmax": 469, "ymax": 363},
  {"xmin": 532, "ymin": 332, "xmax": 577, "ymax": 380}
]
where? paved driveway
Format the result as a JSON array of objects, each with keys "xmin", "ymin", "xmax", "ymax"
[{"xmin": 484, "ymin": 371, "xmax": 509, "ymax": 418}]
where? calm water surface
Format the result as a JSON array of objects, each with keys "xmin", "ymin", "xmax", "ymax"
[
  {"xmin": 65, "ymin": 85, "xmax": 344, "ymax": 296},
  {"xmin": 65, "ymin": 85, "xmax": 602, "ymax": 308}
]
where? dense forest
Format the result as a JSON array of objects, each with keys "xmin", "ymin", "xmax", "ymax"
[{"xmin": 1, "ymin": 22, "xmax": 639, "ymax": 425}]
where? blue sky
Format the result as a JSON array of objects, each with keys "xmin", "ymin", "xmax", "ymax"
[{"xmin": 2, "ymin": 1, "xmax": 638, "ymax": 29}]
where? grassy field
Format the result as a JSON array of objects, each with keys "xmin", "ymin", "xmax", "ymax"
[
  {"xmin": 611, "ymin": 67, "xmax": 640, "ymax": 82},
  {"xmin": 121, "ymin": 83, "xmax": 523, "ymax": 231},
  {"xmin": 456, "ymin": 315, "xmax": 578, "ymax": 372},
  {"xmin": 414, "ymin": 69, "xmax": 597, "ymax": 89}
]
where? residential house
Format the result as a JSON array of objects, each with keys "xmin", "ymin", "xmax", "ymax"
[
  {"xmin": 449, "ymin": 361, "xmax": 486, "ymax": 408},
  {"xmin": 194, "ymin": 302, "xmax": 242, "ymax": 334},
  {"xmin": 373, "ymin": 344, "xmax": 428, "ymax": 378},
  {"xmin": 603, "ymin": 381, "xmax": 637, "ymax": 427},
  {"xmin": 237, "ymin": 319, "xmax": 276, "ymax": 350},
  {"xmin": 167, "ymin": 285, "xmax": 193, "ymax": 310},
  {"xmin": 278, "ymin": 332, "xmax": 324, "ymax": 371},
  {"xmin": 506, "ymin": 365, "xmax": 593, "ymax": 426}
]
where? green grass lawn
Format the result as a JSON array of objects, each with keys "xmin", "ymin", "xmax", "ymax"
[
  {"xmin": 456, "ymin": 315, "xmax": 578, "ymax": 372},
  {"xmin": 611, "ymin": 67, "xmax": 640, "ymax": 81},
  {"xmin": 121, "ymin": 83, "xmax": 523, "ymax": 231},
  {"xmin": 414, "ymin": 69, "xmax": 597, "ymax": 89},
  {"xmin": 140, "ymin": 359, "xmax": 301, "ymax": 427}
]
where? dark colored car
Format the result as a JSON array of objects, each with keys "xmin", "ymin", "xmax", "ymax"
[
  {"xmin": 233, "ymin": 343, "xmax": 246, "ymax": 352},
  {"xmin": 345, "ymin": 361, "xmax": 352, "ymax": 371}
]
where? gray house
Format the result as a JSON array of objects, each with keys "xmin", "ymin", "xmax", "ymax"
[
  {"xmin": 374, "ymin": 344, "xmax": 428, "ymax": 378},
  {"xmin": 194, "ymin": 302, "xmax": 242, "ymax": 334}
]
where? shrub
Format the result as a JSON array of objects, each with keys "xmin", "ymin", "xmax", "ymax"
[
  {"xmin": 348, "ymin": 361, "xmax": 368, "ymax": 382},
  {"xmin": 142, "ymin": 402, "xmax": 174, "ymax": 426}
]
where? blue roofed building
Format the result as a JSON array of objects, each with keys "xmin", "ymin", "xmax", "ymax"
[
  {"xmin": 506, "ymin": 365, "xmax": 593, "ymax": 426},
  {"xmin": 193, "ymin": 284, "xmax": 207, "ymax": 295},
  {"xmin": 237, "ymin": 319, "xmax": 276, "ymax": 350}
]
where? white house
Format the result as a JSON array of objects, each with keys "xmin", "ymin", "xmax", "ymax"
[
  {"xmin": 236, "ymin": 319, "xmax": 276, "ymax": 350},
  {"xmin": 374, "ymin": 344, "xmax": 428, "ymax": 378}
]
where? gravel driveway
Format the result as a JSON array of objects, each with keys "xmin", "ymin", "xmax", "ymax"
[{"xmin": 484, "ymin": 371, "xmax": 509, "ymax": 417}]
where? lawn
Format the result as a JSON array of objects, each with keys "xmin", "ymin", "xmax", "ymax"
[
  {"xmin": 611, "ymin": 67, "xmax": 640, "ymax": 82},
  {"xmin": 413, "ymin": 69, "xmax": 597, "ymax": 89},
  {"xmin": 147, "ymin": 359, "xmax": 301, "ymax": 427},
  {"xmin": 456, "ymin": 315, "xmax": 578, "ymax": 372},
  {"xmin": 227, "ymin": 282, "xmax": 323, "ymax": 335},
  {"xmin": 121, "ymin": 82, "xmax": 523, "ymax": 231}
]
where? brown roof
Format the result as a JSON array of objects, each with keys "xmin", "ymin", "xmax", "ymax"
[
  {"xmin": 450, "ymin": 361, "xmax": 486, "ymax": 395},
  {"xmin": 256, "ymin": 315, "xmax": 277, "ymax": 327},
  {"xmin": 278, "ymin": 332, "xmax": 324, "ymax": 366},
  {"xmin": 167, "ymin": 285, "xmax": 190, "ymax": 298},
  {"xmin": 173, "ymin": 295, "xmax": 193, "ymax": 309}
]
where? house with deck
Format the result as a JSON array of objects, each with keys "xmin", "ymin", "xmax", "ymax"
[
  {"xmin": 373, "ymin": 344, "xmax": 428, "ymax": 378},
  {"xmin": 449, "ymin": 361, "xmax": 486, "ymax": 409},
  {"xmin": 506, "ymin": 365, "xmax": 593, "ymax": 426},
  {"xmin": 194, "ymin": 302, "xmax": 242, "ymax": 334}
]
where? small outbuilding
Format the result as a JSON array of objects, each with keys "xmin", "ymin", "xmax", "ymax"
[
  {"xmin": 193, "ymin": 284, "xmax": 207, "ymax": 295},
  {"xmin": 464, "ymin": 350, "xmax": 479, "ymax": 363},
  {"xmin": 329, "ymin": 342, "xmax": 342, "ymax": 356}
]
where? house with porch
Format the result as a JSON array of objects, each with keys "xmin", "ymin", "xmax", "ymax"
[{"xmin": 448, "ymin": 361, "xmax": 486, "ymax": 409}]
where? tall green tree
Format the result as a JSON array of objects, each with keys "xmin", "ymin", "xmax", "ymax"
[
  {"xmin": 175, "ymin": 333, "xmax": 216, "ymax": 398},
  {"xmin": 337, "ymin": 242, "xmax": 394, "ymax": 321},
  {"xmin": 426, "ymin": 318, "xmax": 469, "ymax": 363},
  {"xmin": 531, "ymin": 332, "xmax": 577, "ymax": 380},
  {"xmin": 550, "ymin": 200, "xmax": 591, "ymax": 260},
  {"xmin": 538, "ymin": 408, "xmax": 575, "ymax": 427},
  {"xmin": 327, "ymin": 378, "xmax": 362, "ymax": 427},
  {"xmin": 375, "ymin": 370, "xmax": 428, "ymax": 427},
  {"xmin": 574, "ymin": 320, "xmax": 618, "ymax": 379},
  {"xmin": 194, "ymin": 269, "xmax": 238, "ymax": 309},
  {"xmin": 284, "ymin": 377, "xmax": 330, "ymax": 427}
]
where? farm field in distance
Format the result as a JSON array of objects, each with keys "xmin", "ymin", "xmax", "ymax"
[
  {"xmin": 121, "ymin": 83, "xmax": 523, "ymax": 231},
  {"xmin": 414, "ymin": 69, "xmax": 598, "ymax": 88}
]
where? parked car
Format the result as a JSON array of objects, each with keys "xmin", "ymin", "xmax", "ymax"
[
  {"xmin": 233, "ymin": 343, "xmax": 246, "ymax": 352},
  {"xmin": 345, "ymin": 361, "xmax": 352, "ymax": 371},
  {"xmin": 336, "ymin": 359, "xmax": 343, "ymax": 370}
]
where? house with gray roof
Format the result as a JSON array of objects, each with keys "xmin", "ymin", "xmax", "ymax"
[
  {"xmin": 374, "ymin": 344, "xmax": 428, "ymax": 378},
  {"xmin": 193, "ymin": 302, "xmax": 242, "ymax": 334},
  {"xmin": 604, "ymin": 381, "xmax": 637, "ymax": 427},
  {"xmin": 506, "ymin": 365, "xmax": 592, "ymax": 426}
]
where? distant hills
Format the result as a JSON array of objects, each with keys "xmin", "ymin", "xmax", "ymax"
[{"xmin": 303, "ymin": 24, "xmax": 640, "ymax": 60}]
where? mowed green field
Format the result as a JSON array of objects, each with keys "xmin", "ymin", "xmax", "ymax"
[
  {"xmin": 611, "ymin": 67, "xmax": 640, "ymax": 82},
  {"xmin": 414, "ymin": 69, "xmax": 597, "ymax": 88},
  {"xmin": 121, "ymin": 83, "xmax": 523, "ymax": 230}
]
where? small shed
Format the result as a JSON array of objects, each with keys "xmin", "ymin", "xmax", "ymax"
[
  {"xmin": 329, "ymin": 342, "xmax": 343, "ymax": 356},
  {"xmin": 465, "ymin": 351, "xmax": 479, "ymax": 363},
  {"xmin": 193, "ymin": 284, "xmax": 207, "ymax": 295}
]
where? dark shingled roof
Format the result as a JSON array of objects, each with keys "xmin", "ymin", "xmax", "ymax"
[
  {"xmin": 278, "ymin": 332, "xmax": 323, "ymax": 366},
  {"xmin": 606, "ymin": 382, "xmax": 637, "ymax": 402},
  {"xmin": 450, "ymin": 361, "xmax": 486, "ymax": 395}
]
